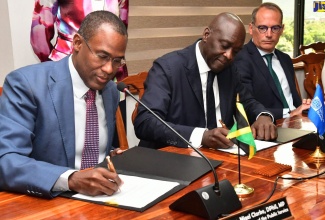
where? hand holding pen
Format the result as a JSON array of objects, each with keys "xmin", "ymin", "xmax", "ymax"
[
  {"xmin": 219, "ymin": 119, "xmax": 228, "ymax": 129},
  {"xmin": 68, "ymin": 158, "xmax": 122, "ymax": 196},
  {"xmin": 201, "ymin": 119, "xmax": 234, "ymax": 149}
]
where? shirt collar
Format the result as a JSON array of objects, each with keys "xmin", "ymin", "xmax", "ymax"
[
  {"xmin": 69, "ymin": 55, "xmax": 90, "ymax": 98},
  {"xmin": 196, "ymin": 41, "xmax": 211, "ymax": 74},
  {"xmin": 256, "ymin": 47, "xmax": 277, "ymax": 59}
]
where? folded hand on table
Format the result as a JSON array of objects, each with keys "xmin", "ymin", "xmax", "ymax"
[{"xmin": 251, "ymin": 115, "xmax": 277, "ymax": 141}]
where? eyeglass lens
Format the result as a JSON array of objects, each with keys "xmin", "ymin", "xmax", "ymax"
[
  {"xmin": 256, "ymin": 25, "xmax": 282, "ymax": 33},
  {"xmin": 81, "ymin": 34, "xmax": 126, "ymax": 68}
]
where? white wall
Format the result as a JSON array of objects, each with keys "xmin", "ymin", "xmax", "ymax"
[
  {"xmin": 0, "ymin": 0, "xmax": 14, "ymax": 85},
  {"xmin": 8, "ymin": 0, "xmax": 39, "ymax": 69},
  {"xmin": 0, "ymin": 0, "xmax": 39, "ymax": 85}
]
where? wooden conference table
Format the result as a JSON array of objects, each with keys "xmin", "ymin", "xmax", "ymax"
[{"xmin": 1, "ymin": 115, "xmax": 325, "ymax": 219}]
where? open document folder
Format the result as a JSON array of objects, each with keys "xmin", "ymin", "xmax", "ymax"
[
  {"xmin": 61, "ymin": 147, "xmax": 222, "ymax": 212},
  {"xmin": 73, "ymin": 174, "xmax": 180, "ymax": 210}
]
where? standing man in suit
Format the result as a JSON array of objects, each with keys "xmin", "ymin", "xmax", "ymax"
[
  {"xmin": 134, "ymin": 12, "xmax": 277, "ymax": 150},
  {"xmin": 0, "ymin": 11, "xmax": 126, "ymax": 198},
  {"xmin": 234, "ymin": 2, "xmax": 310, "ymax": 121}
]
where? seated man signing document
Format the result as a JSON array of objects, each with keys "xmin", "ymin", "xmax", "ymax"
[
  {"xmin": 0, "ymin": 11, "xmax": 127, "ymax": 198},
  {"xmin": 134, "ymin": 12, "xmax": 277, "ymax": 150}
]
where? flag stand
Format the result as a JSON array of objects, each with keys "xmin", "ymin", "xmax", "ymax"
[
  {"xmin": 227, "ymin": 94, "xmax": 255, "ymax": 197},
  {"xmin": 310, "ymin": 134, "xmax": 325, "ymax": 160},
  {"xmin": 310, "ymin": 135, "xmax": 325, "ymax": 176},
  {"xmin": 310, "ymin": 146, "xmax": 325, "ymax": 159},
  {"xmin": 308, "ymin": 79, "xmax": 325, "ymax": 163},
  {"xmin": 233, "ymin": 146, "xmax": 254, "ymax": 197}
]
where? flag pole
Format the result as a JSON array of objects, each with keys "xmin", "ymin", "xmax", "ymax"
[
  {"xmin": 233, "ymin": 94, "xmax": 254, "ymax": 197},
  {"xmin": 308, "ymin": 77, "xmax": 325, "ymax": 162},
  {"xmin": 237, "ymin": 146, "xmax": 241, "ymax": 184}
]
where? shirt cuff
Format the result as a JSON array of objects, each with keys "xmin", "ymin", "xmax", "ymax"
[
  {"xmin": 189, "ymin": 127, "xmax": 207, "ymax": 148},
  {"xmin": 52, "ymin": 169, "xmax": 77, "ymax": 192},
  {"xmin": 283, "ymin": 108, "xmax": 290, "ymax": 118},
  {"xmin": 256, "ymin": 112, "xmax": 274, "ymax": 122}
]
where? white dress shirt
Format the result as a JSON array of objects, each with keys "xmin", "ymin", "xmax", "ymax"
[
  {"xmin": 52, "ymin": 55, "xmax": 108, "ymax": 191},
  {"xmin": 257, "ymin": 48, "xmax": 296, "ymax": 118},
  {"xmin": 189, "ymin": 41, "xmax": 222, "ymax": 148}
]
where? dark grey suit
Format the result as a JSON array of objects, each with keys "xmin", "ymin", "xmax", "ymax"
[{"xmin": 134, "ymin": 41, "xmax": 269, "ymax": 149}]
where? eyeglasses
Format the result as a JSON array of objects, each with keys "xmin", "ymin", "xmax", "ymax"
[
  {"xmin": 80, "ymin": 35, "xmax": 126, "ymax": 68},
  {"xmin": 252, "ymin": 23, "xmax": 283, "ymax": 34}
]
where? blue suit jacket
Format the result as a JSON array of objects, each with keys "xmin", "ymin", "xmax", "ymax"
[
  {"xmin": 0, "ymin": 56, "xmax": 119, "ymax": 198},
  {"xmin": 134, "ymin": 41, "xmax": 269, "ymax": 149},
  {"xmin": 234, "ymin": 40, "xmax": 302, "ymax": 120}
]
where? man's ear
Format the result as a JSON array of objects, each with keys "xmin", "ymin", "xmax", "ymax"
[
  {"xmin": 280, "ymin": 24, "xmax": 285, "ymax": 35},
  {"xmin": 248, "ymin": 23, "xmax": 254, "ymax": 35},
  {"xmin": 202, "ymin": 27, "xmax": 211, "ymax": 42},
  {"xmin": 73, "ymin": 34, "xmax": 82, "ymax": 52}
]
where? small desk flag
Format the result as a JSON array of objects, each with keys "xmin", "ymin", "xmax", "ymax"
[
  {"xmin": 308, "ymin": 83, "xmax": 325, "ymax": 136},
  {"xmin": 227, "ymin": 94, "xmax": 256, "ymax": 159}
]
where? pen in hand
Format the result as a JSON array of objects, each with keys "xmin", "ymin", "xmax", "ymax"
[
  {"xmin": 106, "ymin": 155, "xmax": 122, "ymax": 192},
  {"xmin": 106, "ymin": 155, "xmax": 116, "ymax": 173},
  {"xmin": 220, "ymin": 119, "xmax": 237, "ymax": 147},
  {"xmin": 219, "ymin": 119, "xmax": 228, "ymax": 129}
]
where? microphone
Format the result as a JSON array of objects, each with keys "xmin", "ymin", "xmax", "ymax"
[
  {"xmin": 117, "ymin": 82, "xmax": 242, "ymax": 219},
  {"xmin": 117, "ymin": 82, "xmax": 220, "ymax": 189}
]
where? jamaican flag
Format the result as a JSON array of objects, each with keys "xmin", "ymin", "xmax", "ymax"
[{"xmin": 227, "ymin": 95, "xmax": 256, "ymax": 159}]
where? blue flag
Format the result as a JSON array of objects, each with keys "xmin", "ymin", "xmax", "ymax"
[{"xmin": 308, "ymin": 84, "xmax": 325, "ymax": 135}]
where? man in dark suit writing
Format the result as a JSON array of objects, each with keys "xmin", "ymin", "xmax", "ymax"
[
  {"xmin": 134, "ymin": 12, "xmax": 277, "ymax": 150},
  {"xmin": 234, "ymin": 2, "xmax": 310, "ymax": 121}
]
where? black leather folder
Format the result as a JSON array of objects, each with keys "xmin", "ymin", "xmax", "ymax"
[{"xmin": 62, "ymin": 147, "xmax": 222, "ymax": 212}]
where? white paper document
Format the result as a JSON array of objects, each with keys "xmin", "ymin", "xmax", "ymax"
[
  {"xmin": 217, "ymin": 140, "xmax": 278, "ymax": 155},
  {"xmin": 73, "ymin": 174, "xmax": 180, "ymax": 209}
]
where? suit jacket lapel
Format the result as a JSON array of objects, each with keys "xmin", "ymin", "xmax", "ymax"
[
  {"xmin": 48, "ymin": 57, "xmax": 76, "ymax": 168},
  {"xmin": 247, "ymin": 40, "xmax": 282, "ymax": 101},
  {"xmin": 184, "ymin": 42, "xmax": 205, "ymax": 111}
]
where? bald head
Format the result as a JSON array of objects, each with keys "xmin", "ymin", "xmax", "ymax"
[
  {"xmin": 200, "ymin": 12, "xmax": 246, "ymax": 73},
  {"xmin": 209, "ymin": 13, "xmax": 246, "ymax": 43}
]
